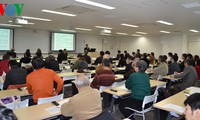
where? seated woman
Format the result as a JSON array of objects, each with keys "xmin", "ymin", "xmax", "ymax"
[
  {"xmin": 117, "ymin": 54, "xmax": 127, "ymax": 67},
  {"xmin": 118, "ymin": 60, "xmax": 150, "ymax": 119}
]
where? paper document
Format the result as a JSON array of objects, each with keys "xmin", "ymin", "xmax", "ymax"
[
  {"xmin": 187, "ymin": 87, "xmax": 200, "ymax": 94},
  {"xmin": 115, "ymin": 74, "xmax": 124, "ymax": 79},
  {"xmin": 45, "ymin": 106, "xmax": 60, "ymax": 114},
  {"xmin": 117, "ymin": 67, "xmax": 125, "ymax": 70},
  {"xmin": 118, "ymin": 85, "xmax": 128, "ymax": 90},
  {"xmin": 164, "ymin": 104, "xmax": 185, "ymax": 113}
]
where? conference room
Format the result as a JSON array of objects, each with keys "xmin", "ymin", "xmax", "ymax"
[{"xmin": 1, "ymin": 0, "xmax": 200, "ymax": 120}]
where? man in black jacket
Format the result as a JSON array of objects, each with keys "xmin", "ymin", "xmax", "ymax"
[{"xmin": 3, "ymin": 60, "xmax": 27, "ymax": 90}]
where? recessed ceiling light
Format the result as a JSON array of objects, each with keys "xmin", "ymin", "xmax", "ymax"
[
  {"xmin": 182, "ymin": 2, "xmax": 200, "ymax": 8},
  {"xmin": 121, "ymin": 23, "xmax": 138, "ymax": 28},
  {"xmin": 156, "ymin": 20, "xmax": 174, "ymax": 25},
  {"xmin": 75, "ymin": 27, "xmax": 92, "ymax": 31},
  {"xmin": 160, "ymin": 30, "xmax": 170, "ymax": 33},
  {"xmin": 132, "ymin": 34, "xmax": 142, "ymax": 36},
  {"xmin": 41, "ymin": 9, "xmax": 76, "ymax": 17},
  {"xmin": 190, "ymin": 29, "xmax": 199, "ymax": 33},
  {"xmin": 0, "ymin": 24, "xmax": 22, "ymax": 27},
  {"xmin": 21, "ymin": 16, "xmax": 52, "ymax": 21},
  {"xmin": 116, "ymin": 32, "xmax": 128, "ymax": 35},
  {"xmin": 75, "ymin": 0, "xmax": 115, "ymax": 10},
  {"xmin": 95, "ymin": 26, "xmax": 112, "ymax": 29},
  {"xmin": 61, "ymin": 29, "xmax": 76, "ymax": 32},
  {"xmin": 136, "ymin": 32, "xmax": 147, "ymax": 34}
]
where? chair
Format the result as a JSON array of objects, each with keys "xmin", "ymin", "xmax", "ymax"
[
  {"xmin": 5, "ymin": 99, "xmax": 29, "ymax": 110},
  {"xmin": 153, "ymin": 83, "xmax": 166, "ymax": 102},
  {"xmin": 7, "ymin": 84, "xmax": 27, "ymax": 89},
  {"xmin": 125, "ymin": 94, "xmax": 157, "ymax": 120},
  {"xmin": 37, "ymin": 94, "xmax": 63, "ymax": 104}
]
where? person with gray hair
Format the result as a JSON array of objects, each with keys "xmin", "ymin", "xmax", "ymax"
[
  {"xmin": 119, "ymin": 60, "xmax": 150, "ymax": 119},
  {"xmin": 61, "ymin": 74, "xmax": 102, "ymax": 120}
]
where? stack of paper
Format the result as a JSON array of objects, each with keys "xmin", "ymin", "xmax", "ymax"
[{"xmin": 164, "ymin": 103, "xmax": 185, "ymax": 113}]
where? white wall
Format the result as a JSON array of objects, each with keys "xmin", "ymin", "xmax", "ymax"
[{"xmin": 188, "ymin": 35, "xmax": 200, "ymax": 56}]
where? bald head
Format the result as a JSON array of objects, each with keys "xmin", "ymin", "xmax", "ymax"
[{"xmin": 74, "ymin": 74, "xmax": 90, "ymax": 87}]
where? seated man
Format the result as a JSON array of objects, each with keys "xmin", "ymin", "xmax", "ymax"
[
  {"xmin": 172, "ymin": 59, "xmax": 198, "ymax": 93},
  {"xmin": 3, "ymin": 60, "xmax": 27, "ymax": 90},
  {"xmin": 44, "ymin": 55, "xmax": 60, "ymax": 71},
  {"xmin": 61, "ymin": 75, "xmax": 102, "ymax": 120},
  {"xmin": 94, "ymin": 51, "xmax": 104, "ymax": 65},
  {"xmin": 91, "ymin": 59, "xmax": 115, "ymax": 89},
  {"xmin": 26, "ymin": 57, "xmax": 63, "ymax": 104},
  {"xmin": 71, "ymin": 54, "xmax": 88, "ymax": 70},
  {"xmin": 95, "ymin": 54, "xmax": 112, "ymax": 74},
  {"xmin": 184, "ymin": 93, "xmax": 200, "ymax": 120},
  {"xmin": 168, "ymin": 55, "xmax": 180, "ymax": 75},
  {"xmin": 150, "ymin": 55, "xmax": 168, "ymax": 79}
]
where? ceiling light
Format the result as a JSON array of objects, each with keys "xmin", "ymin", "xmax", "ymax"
[
  {"xmin": 121, "ymin": 23, "xmax": 138, "ymax": 28},
  {"xmin": 75, "ymin": 0, "xmax": 115, "ymax": 10},
  {"xmin": 0, "ymin": 24, "xmax": 22, "ymax": 27},
  {"xmin": 21, "ymin": 16, "xmax": 51, "ymax": 21},
  {"xmin": 15, "ymin": 18, "xmax": 28, "ymax": 24},
  {"xmin": 182, "ymin": 2, "xmax": 200, "ymax": 8},
  {"xmin": 156, "ymin": 20, "xmax": 174, "ymax": 25},
  {"xmin": 136, "ymin": 32, "xmax": 147, "ymax": 34},
  {"xmin": 61, "ymin": 29, "xmax": 76, "ymax": 32},
  {"xmin": 75, "ymin": 27, "xmax": 92, "ymax": 31},
  {"xmin": 160, "ymin": 31, "xmax": 170, "ymax": 33},
  {"xmin": 132, "ymin": 34, "xmax": 142, "ymax": 36},
  {"xmin": 190, "ymin": 29, "xmax": 199, "ymax": 33},
  {"xmin": 95, "ymin": 26, "xmax": 112, "ymax": 29},
  {"xmin": 41, "ymin": 9, "xmax": 76, "ymax": 17},
  {"xmin": 116, "ymin": 32, "xmax": 128, "ymax": 35}
]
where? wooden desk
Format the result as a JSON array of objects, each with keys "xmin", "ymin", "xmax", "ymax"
[
  {"xmin": 57, "ymin": 72, "xmax": 83, "ymax": 78},
  {"xmin": 0, "ymin": 88, "xmax": 29, "ymax": 98},
  {"xmin": 103, "ymin": 80, "xmax": 166, "ymax": 97},
  {"xmin": 162, "ymin": 75, "xmax": 180, "ymax": 81},
  {"xmin": 14, "ymin": 99, "xmax": 69, "ymax": 120}
]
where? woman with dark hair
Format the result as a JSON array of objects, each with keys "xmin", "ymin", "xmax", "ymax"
[
  {"xmin": 35, "ymin": 48, "xmax": 42, "ymax": 58},
  {"xmin": 180, "ymin": 53, "xmax": 187, "ymax": 72},
  {"xmin": 0, "ymin": 105, "xmax": 17, "ymax": 120},
  {"xmin": 117, "ymin": 54, "xmax": 127, "ymax": 67},
  {"xmin": 118, "ymin": 60, "xmax": 150, "ymax": 119}
]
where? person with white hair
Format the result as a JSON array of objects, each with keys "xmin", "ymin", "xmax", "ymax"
[{"xmin": 61, "ymin": 74, "xmax": 102, "ymax": 120}]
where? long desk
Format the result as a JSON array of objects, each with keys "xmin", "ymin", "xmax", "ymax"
[
  {"xmin": 103, "ymin": 80, "xmax": 166, "ymax": 112},
  {"xmin": 0, "ymin": 88, "xmax": 30, "ymax": 98},
  {"xmin": 14, "ymin": 99, "xmax": 69, "ymax": 120},
  {"xmin": 153, "ymin": 87, "xmax": 200, "ymax": 120}
]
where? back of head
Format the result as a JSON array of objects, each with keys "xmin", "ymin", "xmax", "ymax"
[
  {"xmin": 105, "ymin": 51, "xmax": 110, "ymax": 55},
  {"xmin": 184, "ymin": 59, "xmax": 194, "ymax": 66},
  {"xmin": 118, "ymin": 50, "xmax": 121, "ymax": 53},
  {"xmin": 172, "ymin": 55, "xmax": 178, "ymax": 62},
  {"xmin": 48, "ymin": 55, "xmax": 55, "ymax": 61},
  {"xmin": 77, "ymin": 54, "xmax": 83, "ymax": 58},
  {"xmin": 136, "ymin": 60, "xmax": 147, "ymax": 72},
  {"xmin": 168, "ymin": 52, "xmax": 173, "ymax": 57},
  {"xmin": 102, "ymin": 59, "xmax": 110, "ymax": 67},
  {"xmin": 158, "ymin": 55, "xmax": 165, "ymax": 62},
  {"xmin": 0, "ymin": 106, "xmax": 17, "ymax": 120},
  {"xmin": 31, "ymin": 56, "xmax": 44, "ymax": 69},
  {"xmin": 3, "ymin": 54, "xmax": 10, "ymax": 60},
  {"xmin": 120, "ymin": 54, "xmax": 125, "ymax": 59},
  {"xmin": 100, "ymin": 51, "xmax": 104, "ymax": 56},
  {"xmin": 184, "ymin": 93, "xmax": 200, "ymax": 111},
  {"xmin": 151, "ymin": 52, "xmax": 154, "ymax": 56},
  {"xmin": 143, "ymin": 53, "xmax": 147, "ymax": 59},
  {"xmin": 163, "ymin": 55, "xmax": 167, "ymax": 61},
  {"xmin": 74, "ymin": 75, "xmax": 90, "ymax": 88},
  {"xmin": 9, "ymin": 60, "xmax": 18, "ymax": 68}
]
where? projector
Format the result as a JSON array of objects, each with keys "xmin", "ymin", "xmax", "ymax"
[
  {"xmin": 101, "ymin": 29, "xmax": 111, "ymax": 34},
  {"xmin": 15, "ymin": 18, "xmax": 28, "ymax": 24}
]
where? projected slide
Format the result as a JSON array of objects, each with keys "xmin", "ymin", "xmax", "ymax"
[
  {"xmin": 0, "ymin": 28, "xmax": 13, "ymax": 50},
  {"xmin": 52, "ymin": 33, "xmax": 75, "ymax": 51}
]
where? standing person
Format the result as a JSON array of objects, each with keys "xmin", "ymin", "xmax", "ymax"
[
  {"xmin": 26, "ymin": 57, "xmax": 63, "ymax": 104},
  {"xmin": 118, "ymin": 60, "xmax": 150, "ymax": 119},
  {"xmin": 84, "ymin": 44, "xmax": 90, "ymax": 54},
  {"xmin": 35, "ymin": 48, "xmax": 43, "ymax": 58},
  {"xmin": 184, "ymin": 93, "xmax": 200, "ymax": 120},
  {"xmin": 61, "ymin": 75, "xmax": 102, "ymax": 120},
  {"xmin": 3, "ymin": 60, "xmax": 27, "ymax": 90},
  {"xmin": 0, "ymin": 54, "xmax": 10, "ymax": 76},
  {"xmin": 7, "ymin": 48, "xmax": 16, "ymax": 58},
  {"xmin": 63, "ymin": 49, "xmax": 68, "ymax": 60}
]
